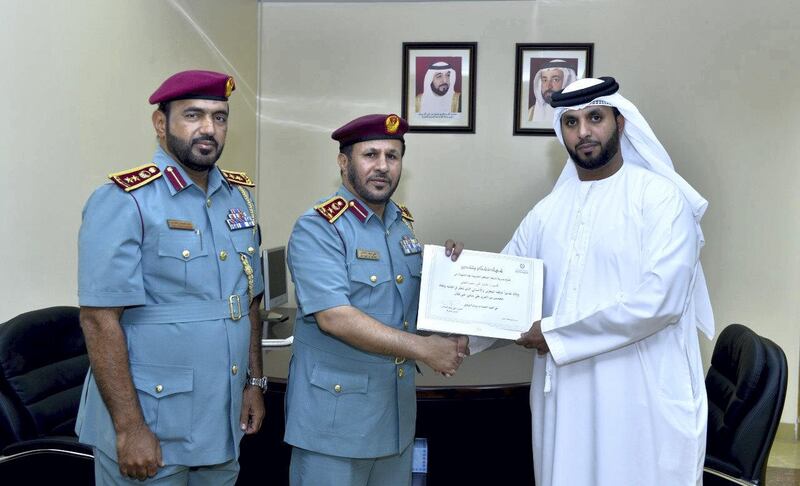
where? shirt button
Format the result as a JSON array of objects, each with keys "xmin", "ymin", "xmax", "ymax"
[
  {"xmin": 231, "ymin": 365, "xmax": 238, "ymax": 375},
  {"xmin": 398, "ymin": 368, "xmax": 405, "ymax": 378},
  {"xmin": 334, "ymin": 384, "xmax": 342, "ymax": 393},
  {"xmin": 155, "ymin": 384, "xmax": 163, "ymax": 394},
  {"xmin": 396, "ymin": 274, "xmax": 404, "ymax": 284},
  {"xmin": 219, "ymin": 250, "xmax": 228, "ymax": 261},
  {"xmin": 247, "ymin": 246, "xmax": 255, "ymax": 255},
  {"xmin": 182, "ymin": 249, "xmax": 190, "ymax": 259},
  {"xmin": 370, "ymin": 275, "xmax": 378, "ymax": 283}
]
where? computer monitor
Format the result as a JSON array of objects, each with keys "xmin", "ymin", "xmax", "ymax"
[{"xmin": 262, "ymin": 246, "xmax": 288, "ymax": 310}]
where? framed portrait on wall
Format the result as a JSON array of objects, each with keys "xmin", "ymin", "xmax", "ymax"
[
  {"xmin": 402, "ymin": 42, "xmax": 477, "ymax": 133},
  {"xmin": 513, "ymin": 43, "xmax": 594, "ymax": 136}
]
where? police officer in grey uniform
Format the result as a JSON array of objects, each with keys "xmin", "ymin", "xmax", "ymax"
[
  {"xmin": 76, "ymin": 70, "xmax": 267, "ymax": 485},
  {"xmin": 285, "ymin": 114, "xmax": 469, "ymax": 486}
]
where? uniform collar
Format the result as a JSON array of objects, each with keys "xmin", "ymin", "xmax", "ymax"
[
  {"xmin": 153, "ymin": 146, "xmax": 227, "ymax": 196},
  {"xmin": 336, "ymin": 185, "xmax": 401, "ymax": 226}
]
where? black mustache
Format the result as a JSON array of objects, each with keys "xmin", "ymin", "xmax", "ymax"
[{"xmin": 192, "ymin": 136, "xmax": 217, "ymax": 146}]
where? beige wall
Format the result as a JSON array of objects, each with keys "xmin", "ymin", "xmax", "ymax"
[
  {"xmin": 258, "ymin": 1, "xmax": 800, "ymax": 423},
  {"xmin": 1, "ymin": 0, "xmax": 796, "ymax": 425},
  {"xmin": 0, "ymin": 0, "xmax": 259, "ymax": 321}
]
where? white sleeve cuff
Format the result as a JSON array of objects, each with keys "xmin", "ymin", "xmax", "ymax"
[
  {"xmin": 467, "ymin": 336, "xmax": 496, "ymax": 355},
  {"xmin": 540, "ymin": 316, "xmax": 567, "ymax": 364}
]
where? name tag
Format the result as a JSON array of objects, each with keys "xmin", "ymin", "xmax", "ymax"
[
  {"xmin": 356, "ymin": 249, "xmax": 380, "ymax": 260},
  {"xmin": 167, "ymin": 219, "xmax": 194, "ymax": 231}
]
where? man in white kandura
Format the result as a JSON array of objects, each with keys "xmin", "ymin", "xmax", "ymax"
[
  {"xmin": 494, "ymin": 77, "xmax": 715, "ymax": 485},
  {"xmin": 527, "ymin": 59, "xmax": 577, "ymax": 122},
  {"xmin": 415, "ymin": 61, "xmax": 461, "ymax": 113}
]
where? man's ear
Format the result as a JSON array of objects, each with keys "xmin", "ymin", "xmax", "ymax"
[
  {"xmin": 616, "ymin": 113, "xmax": 625, "ymax": 132},
  {"xmin": 152, "ymin": 109, "xmax": 167, "ymax": 140},
  {"xmin": 337, "ymin": 152, "xmax": 348, "ymax": 174}
]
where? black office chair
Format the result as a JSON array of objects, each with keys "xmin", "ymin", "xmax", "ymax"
[
  {"xmin": 0, "ymin": 306, "xmax": 94, "ymax": 483},
  {"xmin": 704, "ymin": 323, "xmax": 787, "ymax": 486}
]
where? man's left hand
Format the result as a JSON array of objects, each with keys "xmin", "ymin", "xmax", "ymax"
[
  {"xmin": 239, "ymin": 386, "xmax": 265, "ymax": 435},
  {"xmin": 516, "ymin": 320, "xmax": 549, "ymax": 355},
  {"xmin": 444, "ymin": 239, "xmax": 465, "ymax": 261}
]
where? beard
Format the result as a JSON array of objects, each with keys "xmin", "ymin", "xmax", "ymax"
[
  {"xmin": 346, "ymin": 162, "xmax": 399, "ymax": 205},
  {"xmin": 542, "ymin": 89, "xmax": 556, "ymax": 103},
  {"xmin": 431, "ymin": 81, "xmax": 449, "ymax": 96},
  {"xmin": 566, "ymin": 122, "xmax": 621, "ymax": 171},
  {"xmin": 166, "ymin": 128, "xmax": 224, "ymax": 172}
]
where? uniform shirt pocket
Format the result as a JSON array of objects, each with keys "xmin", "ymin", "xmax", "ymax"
[
  {"xmin": 230, "ymin": 230, "xmax": 257, "ymax": 258},
  {"xmin": 130, "ymin": 362, "xmax": 194, "ymax": 441},
  {"xmin": 348, "ymin": 261, "xmax": 393, "ymax": 313},
  {"xmin": 308, "ymin": 364, "xmax": 372, "ymax": 436},
  {"xmin": 310, "ymin": 364, "xmax": 369, "ymax": 396},
  {"xmin": 154, "ymin": 232, "xmax": 209, "ymax": 293},
  {"xmin": 406, "ymin": 258, "xmax": 422, "ymax": 278}
]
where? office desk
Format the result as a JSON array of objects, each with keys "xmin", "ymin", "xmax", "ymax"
[{"xmin": 236, "ymin": 380, "xmax": 533, "ymax": 486}]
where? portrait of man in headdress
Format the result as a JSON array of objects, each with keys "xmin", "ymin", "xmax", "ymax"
[
  {"xmin": 514, "ymin": 46, "xmax": 592, "ymax": 135},
  {"xmin": 527, "ymin": 58, "xmax": 578, "ymax": 122},
  {"xmin": 414, "ymin": 57, "xmax": 462, "ymax": 114}
]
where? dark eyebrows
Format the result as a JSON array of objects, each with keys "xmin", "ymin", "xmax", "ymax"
[
  {"xmin": 358, "ymin": 146, "xmax": 401, "ymax": 156},
  {"xmin": 181, "ymin": 106, "xmax": 229, "ymax": 116}
]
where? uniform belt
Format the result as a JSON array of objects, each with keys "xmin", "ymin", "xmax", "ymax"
[{"xmin": 120, "ymin": 294, "xmax": 248, "ymax": 325}]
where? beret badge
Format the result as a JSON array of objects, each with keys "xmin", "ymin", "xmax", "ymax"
[
  {"xmin": 385, "ymin": 115, "xmax": 400, "ymax": 135},
  {"xmin": 225, "ymin": 77, "xmax": 235, "ymax": 98}
]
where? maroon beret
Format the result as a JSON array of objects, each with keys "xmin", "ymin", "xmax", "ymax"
[
  {"xmin": 331, "ymin": 114, "xmax": 409, "ymax": 150},
  {"xmin": 148, "ymin": 70, "xmax": 235, "ymax": 104}
]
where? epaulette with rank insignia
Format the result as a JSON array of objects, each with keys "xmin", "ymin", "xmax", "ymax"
[
  {"xmin": 108, "ymin": 163, "xmax": 162, "ymax": 192},
  {"xmin": 314, "ymin": 196, "xmax": 348, "ymax": 223},
  {"xmin": 220, "ymin": 169, "xmax": 255, "ymax": 187},
  {"xmin": 399, "ymin": 204, "xmax": 414, "ymax": 222}
]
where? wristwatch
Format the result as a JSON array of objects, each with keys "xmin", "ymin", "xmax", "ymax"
[{"xmin": 246, "ymin": 369, "xmax": 268, "ymax": 392}]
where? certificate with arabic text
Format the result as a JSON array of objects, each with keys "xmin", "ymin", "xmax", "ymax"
[{"xmin": 417, "ymin": 245, "xmax": 543, "ymax": 340}]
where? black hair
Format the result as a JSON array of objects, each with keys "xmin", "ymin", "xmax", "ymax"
[{"xmin": 158, "ymin": 102, "xmax": 171, "ymax": 121}]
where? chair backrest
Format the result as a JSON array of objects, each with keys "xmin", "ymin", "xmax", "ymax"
[
  {"xmin": 705, "ymin": 323, "xmax": 788, "ymax": 483},
  {"xmin": 0, "ymin": 307, "xmax": 89, "ymax": 450}
]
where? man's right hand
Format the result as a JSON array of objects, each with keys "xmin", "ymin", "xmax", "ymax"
[
  {"xmin": 420, "ymin": 334, "xmax": 468, "ymax": 376},
  {"xmin": 516, "ymin": 320, "xmax": 549, "ymax": 355},
  {"xmin": 116, "ymin": 422, "xmax": 163, "ymax": 481}
]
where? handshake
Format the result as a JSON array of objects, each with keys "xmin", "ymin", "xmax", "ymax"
[
  {"xmin": 417, "ymin": 333, "xmax": 470, "ymax": 377},
  {"xmin": 416, "ymin": 318, "xmax": 548, "ymax": 378}
]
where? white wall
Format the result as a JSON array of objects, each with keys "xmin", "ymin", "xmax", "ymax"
[
  {"xmin": 0, "ymin": 0, "xmax": 259, "ymax": 322},
  {"xmin": 258, "ymin": 0, "xmax": 800, "ymax": 422}
]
